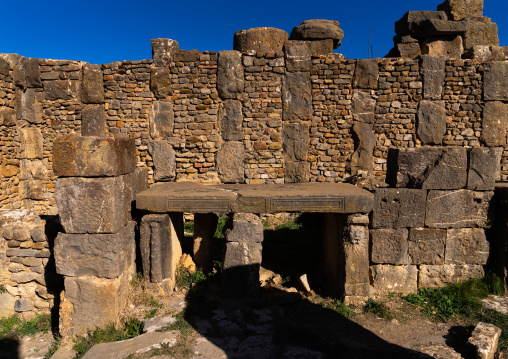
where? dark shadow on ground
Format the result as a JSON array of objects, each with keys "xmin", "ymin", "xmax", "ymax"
[{"xmin": 0, "ymin": 337, "xmax": 19, "ymax": 359}]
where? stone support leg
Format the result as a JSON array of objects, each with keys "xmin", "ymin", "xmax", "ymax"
[{"xmin": 193, "ymin": 213, "xmax": 218, "ymax": 272}]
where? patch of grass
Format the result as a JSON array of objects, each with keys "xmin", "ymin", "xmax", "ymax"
[
  {"xmin": 184, "ymin": 221, "xmax": 194, "ymax": 234},
  {"xmin": 176, "ymin": 266, "xmax": 207, "ymax": 290},
  {"xmin": 275, "ymin": 220, "xmax": 302, "ymax": 231},
  {"xmin": 0, "ymin": 285, "xmax": 6, "ymax": 294},
  {"xmin": 0, "ymin": 313, "xmax": 51, "ymax": 339},
  {"xmin": 144, "ymin": 309, "xmax": 158, "ymax": 319},
  {"xmin": 130, "ymin": 272, "xmax": 142, "ymax": 287},
  {"xmin": 321, "ymin": 300, "xmax": 356, "ymax": 318},
  {"xmin": 364, "ymin": 299, "xmax": 393, "ymax": 319},
  {"xmin": 0, "ymin": 315, "xmax": 20, "ymax": 337},
  {"xmin": 44, "ymin": 338, "xmax": 61, "ymax": 359},
  {"xmin": 168, "ymin": 312, "xmax": 194, "ymax": 338},
  {"xmin": 214, "ymin": 216, "xmax": 228, "ymax": 238}
]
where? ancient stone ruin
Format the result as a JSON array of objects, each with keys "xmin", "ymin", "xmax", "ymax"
[{"xmin": 0, "ymin": 0, "xmax": 507, "ymax": 337}]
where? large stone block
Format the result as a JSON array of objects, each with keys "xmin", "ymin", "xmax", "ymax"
[
  {"xmin": 13, "ymin": 57, "xmax": 42, "ymax": 89},
  {"xmin": 371, "ymin": 229, "xmax": 409, "ymax": 265},
  {"xmin": 19, "ymin": 128, "xmax": 43, "ymax": 159},
  {"xmin": 140, "ymin": 214, "xmax": 182, "ymax": 291},
  {"xmin": 55, "ymin": 175, "xmax": 133, "ymax": 234},
  {"xmin": 149, "ymin": 101, "xmax": 174, "ymax": 139},
  {"xmin": 151, "ymin": 38, "xmax": 179, "ymax": 67},
  {"xmin": 217, "ymin": 51, "xmax": 244, "ymax": 100},
  {"xmin": 463, "ymin": 17, "xmax": 499, "ymax": 51},
  {"xmin": 150, "ymin": 67, "xmax": 172, "ymax": 99},
  {"xmin": 421, "ymin": 35, "xmax": 463, "ymax": 59},
  {"xmin": 222, "ymin": 242, "xmax": 262, "ymax": 297},
  {"xmin": 81, "ymin": 105, "xmax": 107, "ymax": 136},
  {"xmin": 0, "ymin": 57, "xmax": 10, "ymax": 76},
  {"xmin": 0, "ymin": 107, "xmax": 16, "ymax": 126},
  {"xmin": 282, "ymin": 123, "xmax": 309, "ymax": 162},
  {"xmin": 483, "ymin": 62, "xmax": 508, "ymax": 101},
  {"xmin": 370, "ymin": 265, "xmax": 417, "ymax": 294},
  {"xmin": 81, "ymin": 64, "xmax": 104, "ymax": 104},
  {"xmin": 417, "ymin": 101, "xmax": 446, "ymax": 145},
  {"xmin": 422, "ymin": 55, "xmax": 446, "ymax": 100},
  {"xmin": 233, "ymin": 27, "xmax": 288, "ymax": 53},
  {"xmin": 53, "ymin": 135, "xmax": 136, "ymax": 177},
  {"xmin": 282, "ymin": 72, "xmax": 312, "ymax": 122},
  {"xmin": 219, "ymin": 100, "xmax": 243, "ymax": 141},
  {"xmin": 18, "ymin": 89, "xmax": 43, "ymax": 124},
  {"xmin": 419, "ymin": 264, "xmax": 484, "ymax": 288},
  {"xmin": 445, "ymin": 228, "xmax": 489, "ymax": 265},
  {"xmin": 44, "ymin": 79, "xmax": 79, "ymax": 101},
  {"xmin": 425, "ymin": 190, "xmax": 493, "ymax": 229},
  {"xmin": 55, "ymin": 222, "xmax": 135, "ymax": 278},
  {"xmin": 350, "ymin": 121, "xmax": 375, "ymax": 175},
  {"xmin": 353, "ymin": 59, "xmax": 378, "ymax": 89},
  {"xmin": 147, "ymin": 140, "xmax": 175, "ymax": 181},
  {"xmin": 395, "ymin": 11, "xmax": 448, "ymax": 37},
  {"xmin": 437, "ymin": 0, "xmax": 483, "ymax": 20},
  {"xmin": 284, "ymin": 41, "xmax": 312, "ymax": 72},
  {"xmin": 481, "ymin": 101, "xmax": 507, "ymax": 146},
  {"xmin": 408, "ymin": 228, "xmax": 446, "ymax": 265},
  {"xmin": 217, "ymin": 141, "xmax": 244, "ymax": 183},
  {"xmin": 468, "ymin": 147, "xmax": 502, "ymax": 190},
  {"xmin": 284, "ymin": 161, "xmax": 310, "ymax": 183},
  {"xmin": 131, "ymin": 167, "xmax": 149, "ymax": 199},
  {"xmin": 371, "ymin": 188, "xmax": 427, "ymax": 228},
  {"xmin": 351, "ymin": 91, "xmax": 375, "ymax": 124},
  {"xmin": 386, "ymin": 147, "xmax": 467, "ymax": 189},
  {"xmin": 410, "ymin": 19, "xmax": 467, "ymax": 39},
  {"xmin": 61, "ymin": 274, "xmax": 129, "ymax": 336},
  {"xmin": 224, "ymin": 213, "xmax": 263, "ymax": 243},
  {"xmin": 289, "ymin": 20, "xmax": 344, "ymax": 49}
]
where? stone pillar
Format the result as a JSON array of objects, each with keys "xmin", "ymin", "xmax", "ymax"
[
  {"xmin": 53, "ymin": 135, "xmax": 143, "ymax": 337},
  {"xmin": 222, "ymin": 213, "xmax": 263, "ymax": 297},
  {"xmin": 193, "ymin": 213, "xmax": 218, "ymax": 272}
]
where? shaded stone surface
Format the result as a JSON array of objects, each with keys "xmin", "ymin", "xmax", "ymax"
[
  {"xmin": 81, "ymin": 105, "xmax": 106, "ymax": 136},
  {"xmin": 44, "ymin": 79, "xmax": 79, "ymax": 100},
  {"xmin": 395, "ymin": 11, "xmax": 449, "ymax": 38},
  {"xmin": 396, "ymin": 42, "xmax": 421, "ymax": 59},
  {"xmin": 224, "ymin": 213, "xmax": 263, "ymax": 243},
  {"xmin": 53, "ymin": 135, "xmax": 136, "ymax": 177},
  {"xmin": 483, "ymin": 62, "xmax": 508, "ymax": 101},
  {"xmin": 233, "ymin": 27, "xmax": 288, "ymax": 53},
  {"xmin": 481, "ymin": 101, "xmax": 507, "ymax": 146},
  {"xmin": 468, "ymin": 147, "xmax": 502, "ymax": 190},
  {"xmin": 149, "ymin": 101, "xmax": 174, "ymax": 139},
  {"xmin": 223, "ymin": 241, "xmax": 262, "ymax": 297},
  {"xmin": 421, "ymin": 35, "xmax": 463, "ymax": 59},
  {"xmin": 56, "ymin": 174, "xmax": 133, "ymax": 234},
  {"xmin": 217, "ymin": 51, "xmax": 244, "ymax": 100},
  {"xmin": 13, "ymin": 57, "xmax": 42, "ymax": 89},
  {"xmin": 445, "ymin": 228, "xmax": 489, "ymax": 265},
  {"xmin": 371, "ymin": 229, "xmax": 409, "ymax": 265},
  {"xmin": 422, "ymin": 55, "xmax": 446, "ymax": 100},
  {"xmin": 219, "ymin": 100, "xmax": 243, "ymax": 141},
  {"xmin": 283, "ymin": 123, "xmax": 309, "ymax": 161},
  {"xmin": 81, "ymin": 64, "xmax": 104, "ymax": 104},
  {"xmin": 18, "ymin": 88, "xmax": 43, "ymax": 124},
  {"xmin": 417, "ymin": 101, "xmax": 446, "ymax": 145},
  {"xmin": 290, "ymin": 20, "xmax": 344, "ymax": 49},
  {"xmin": 217, "ymin": 141, "xmax": 245, "ymax": 183},
  {"xmin": 284, "ymin": 161, "xmax": 310, "ymax": 183},
  {"xmin": 344, "ymin": 219, "xmax": 370, "ymax": 297},
  {"xmin": 150, "ymin": 67, "xmax": 172, "ymax": 99},
  {"xmin": 371, "ymin": 188, "xmax": 427, "ymax": 228},
  {"xmin": 147, "ymin": 140, "xmax": 176, "ymax": 181},
  {"xmin": 284, "ymin": 41, "xmax": 312, "ymax": 72},
  {"xmin": 370, "ymin": 265, "xmax": 418, "ymax": 294},
  {"xmin": 351, "ymin": 91, "xmax": 375, "ymax": 123},
  {"xmin": 425, "ymin": 190, "xmax": 493, "ymax": 229},
  {"xmin": 193, "ymin": 213, "xmax": 219, "ymax": 272},
  {"xmin": 437, "ymin": 0, "xmax": 483, "ymax": 20},
  {"xmin": 408, "ymin": 228, "xmax": 446, "ymax": 265},
  {"xmin": 410, "ymin": 19, "xmax": 467, "ymax": 39},
  {"xmin": 463, "ymin": 17, "xmax": 499, "ymax": 51},
  {"xmin": 19, "ymin": 128, "xmax": 43, "ymax": 159},
  {"xmin": 350, "ymin": 121, "xmax": 375, "ymax": 174},
  {"xmin": 387, "ymin": 147, "xmax": 467, "ymax": 189},
  {"xmin": 353, "ymin": 59, "xmax": 378, "ymax": 89},
  {"xmin": 151, "ymin": 38, "xmax": 179, "ymax": 67},
  {"xmin": 54, "ymin": 222, "xmax": 135, "ymax": 278},
  {"xmin": 282, "ymin": 72, "xmax": 312, "ymax": 122},
  {"xmin": 419, "ymin": 264, "xmax": 484, "ymax": 288}
]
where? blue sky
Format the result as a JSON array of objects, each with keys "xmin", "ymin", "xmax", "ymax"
[{"xmin": 1, "ymin": 0, "xmax": 506, "ymax": 64}]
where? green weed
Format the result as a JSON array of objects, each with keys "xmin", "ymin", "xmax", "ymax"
[
  {"xmin": 176, "ymin": 266, "xmax": 207, "ymax": 290},
  {"xmin": 168, "ymin": 312, "xmax": 194, "ymax": 338},
  {"xmin": 214, "ymin": 216, "xmax": 228, "ymax": 238},
  {"xmin": 184, "ymin": 221, "xmax": 194, "ymax": 234},
  {"xmin": 144, "ymin": 309, "xmax": 158, "ymax": 319},
  {"xmin": 322, "ymin": 300, "xmax": 356, "ymax": 318},
  {"xmin": 44, "ymin": 338, "xmax": 61, "ymax": 359},
  {"xmin": 364, "ymin": 299, "xmax": 393, "ymax": 319},
  {"xmin": 0, "ymin": 285, "xmax": 6, "ymax": 294},
  {"xmin": 0, "ymin": 313, "xmax": 51, "ymax": 339}
]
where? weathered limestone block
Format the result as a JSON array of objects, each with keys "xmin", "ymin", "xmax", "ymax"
[
  {"xmin": 149, "ymin": 101, "xmax": 174, "ymax": 139},
  {"xmin": 0, "ymin": 107, "xmax": 16, "ymax": 126},
  {"xmin": 284, "ymin": 161, "xmax": 310, "ymax": 183},
  {"xmin": 81, "ymin": 64, "xmax": 104, "ymax": 104},
  {"xmin": 55, "ymin": 222, "xmax": 135, "ymax": 279},
  {"xmin": 421, "ymin": 36, "xmax": 463, "ymax": 59},
  {"xmin": 0, "ymin": 57, "xmax": 10, "ymax": 76},
  {"xmin": 422, "ymin": 55, "xmax": 446, "ymax": 100},
  {"xmin": 224, "ymin": 213, "xmax": 263, "ymax": 243},
  {"xmin": 233, "ymin": 27, "xmax": 288, "ymax": 53},
  {"xmin": 417, "ymin": 101, "xmax": 446, "ymax": 145},
  {"xmin": 131, "ymin": 167, "xmax": 149, "ymax": 199},
  {"xmin": 370, "ymin": 265, "xmax": 418, "ymax": 294},
  {"xmin": 386, "ymin": 147, "xmax": 467, "ymax": 189},
  {"xmin": 437, "ymin": 0, "xmax": 483, "ymax": 20},
  {"xmin": 81, "ymin": 105, "xmax": 106, "ymax": 136},
  {"xmin": 371, "ymin": 229, "xmax": 409, "ymax": 265},
  {"xmin": 344, "ymin": 217, "xmax": 370, "ymax": 296},
  {"xmin": 468, "ymin": 322, "xmax": 501, "ymax": 359},
  {"xmin": 289, "ymin": 20, "xmax": 344, "ymax": 49},
  {"xmin": 150, "ymin": 67, "xmax": 172, "ymax": 99},
  {"xmin": 283, "ymin": 123, "xmax": 309, "ymax": 161},
  {"xmin": 483, "ymin": 62, "xmax": 508, "ymax": 101},
  {"xmin": 350, "ymin": 121, "xmax": 375, "ymax": 174},
  {"xmin": 56, "ymin": 175, "xmax": 133, "ymax": 234},
  {"xmin": 353, "ymin": 59, "xmax": 378, "ymax": 89},
  {"xmin": 219, "ymin": 100, "xmax": 243, "ymax": 141},
  {"xmin": 419, "ymin": 264, "xmax": 484, "ymax": 288},
  {"xmin": 217, "ymin": 141, "xmax": 244, "ymax": 183},
  {"xmin": 151, "ymin": 38, "xmax": 179, "ymax": 67},
  {"xmin": 463, "ymin": 17, "xmax": 499, "ymax": 51},
  {"xmin": 425, "ymin": 190, "xmax": 493, "ymax": 229},
  {"xmin": 408, "ymin": 228, "xmax": 446, "ymax": 265},
  {"xmin": 481, "ymin": 101, "xmax": 507, "ymax": 146},
  {"xmin": 13, "ymin": 57, "xmax": 42, "ymax": 89},
  {"xmin": 44, "ymin": 79, "xmax": 79, "ymax": 101},
  {"xmin": 147, "ymin": 140, "xmax": 175, "ymax": 181},
  {"xmin": 20, "ymin": 180, "xmax": 45, "ymax": 200},
  {"xmin": 286, "ymin": 39, "xmax": 334, "ymax": 56},
  {"xmin": 411, "ymin": 19, "xmax": 467, "ymax": 39},
  {"xmin": 60, "ymin": 274, "xmax": 129, "ymax": 336},
  {"xmin": 193, "ymin": 213, "xmax": 219, "ymax": 272},
  {"xmin": 140, "ymin": 215, "xmax": 182, "ymax": 292},
  {"xmin": 217, "ymin": 51, "xmax": 244, "ymax": 100},
  {"xmin": 284, "ymin": 41, "xmax": 312, "ymax": 72},
  {"xmin": 371, "ymin": 188, "xmax": 427, "ymax": 228},
  {"xmin": 351, "ymin": 91, "xmax": 375, "ymax": 123},
  {"xmin": 396, "ymin": 42, "xmax": 421, "ymax": 59},
  {"xmin": 282, "ymin": 72, "xmax": 312, "ymax": 122},
  {"xmin": 19, "ymin": 128, "xmax": 43, "ymax": 159},
  {"xmin": 53, "ymin": 135, "xmax": 136, "ymax": 177},
  {"xmin": 18, "ymin": 89, "xmax": 43, "ymax": 124},
  {"xmin": 472, "ymin": 45, "xmax": 507, "ymax": 63},
  {"xmin": 468, "ymin": 147, "xmax": 502, "ymax": 190},
  {"xmin": 445, "ymin": 228, "xmax": 489, "ymax": 265},
  {"xmin": 395, "ymin": 11, "xmax": 448, "ymax": 37}
]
